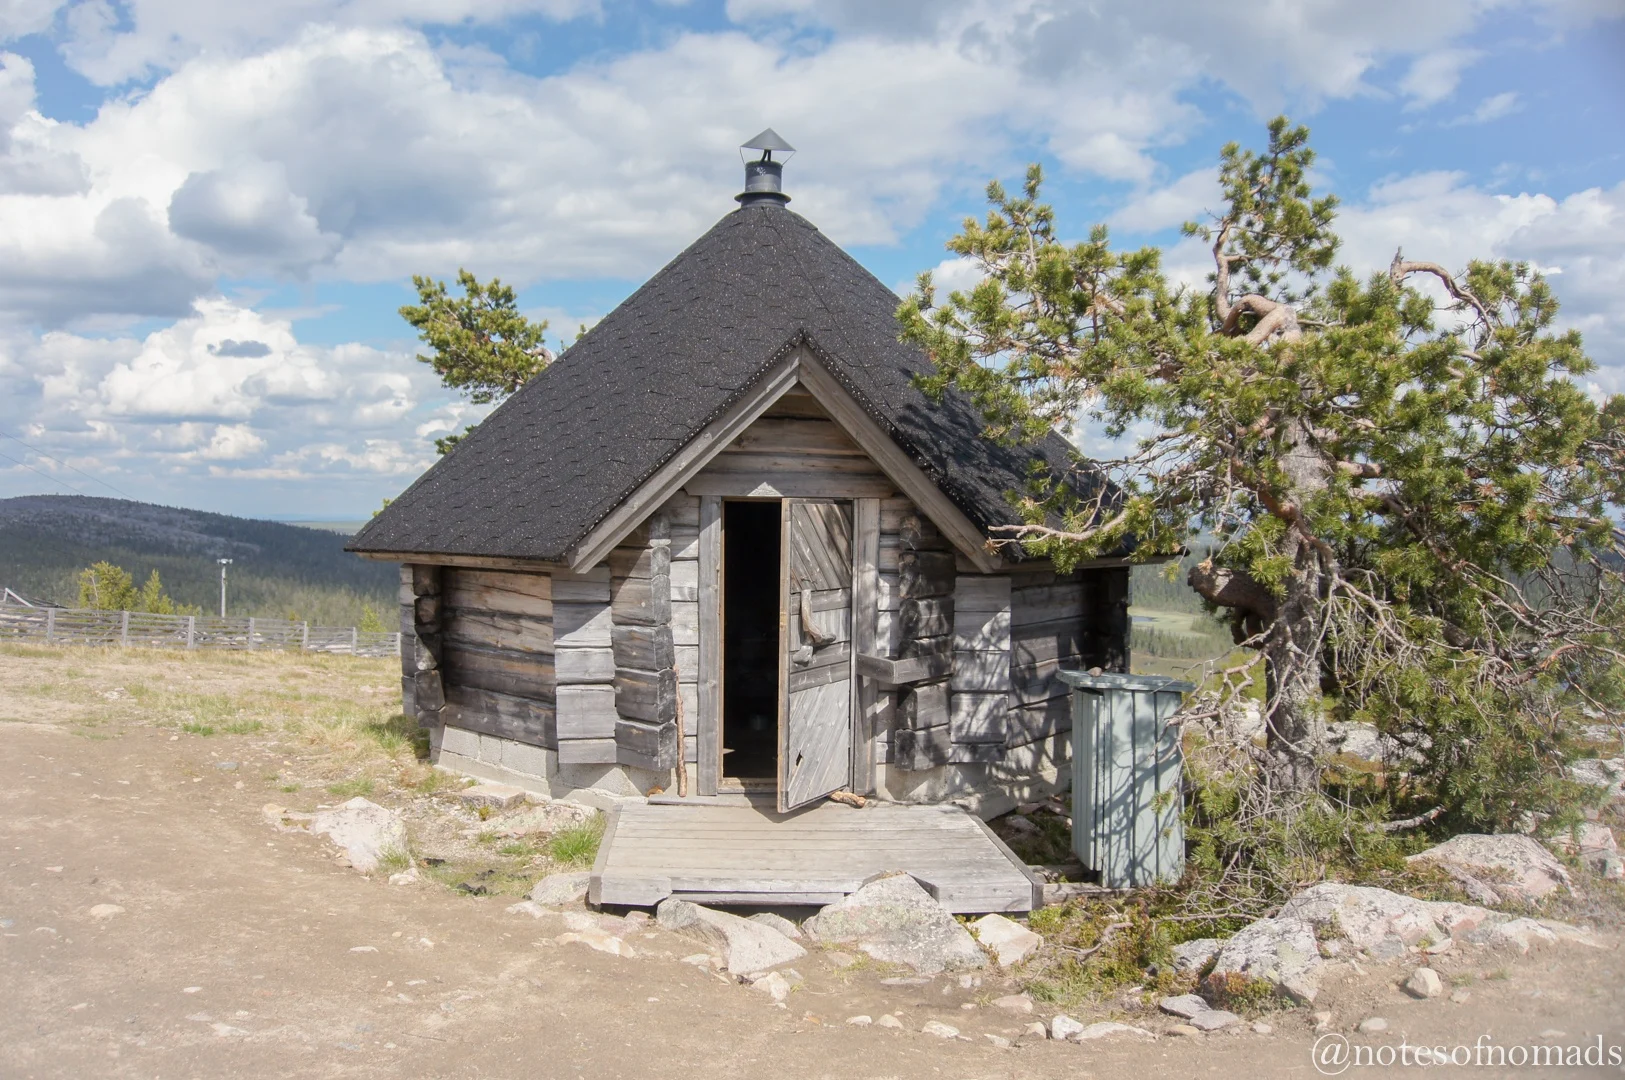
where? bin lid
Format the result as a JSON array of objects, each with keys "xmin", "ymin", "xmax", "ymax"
[{"xmin": 1057, "ymin": 670, "xmax": 1196, "ymax": 693}]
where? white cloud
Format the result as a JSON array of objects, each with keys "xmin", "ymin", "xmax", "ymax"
[
  {"xmin": 56, "ymin": 0, "xmax": 601, "ymax": 86},
  {"xmin": 1399, "ymin": 47, "xmax": 1483, "ymax": 108},
  {"xmin": 1109, "ymin": 168, "xmax": 1219, "ymax": 234},
  {"xmin": 1446, "ymin": 90, "xmax": 1521, "ymax": 125}
]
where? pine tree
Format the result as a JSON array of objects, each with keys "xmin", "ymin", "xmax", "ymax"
[{"xmin": 901, "ymin": 118, "xmax": 1625, "ymax": 820}]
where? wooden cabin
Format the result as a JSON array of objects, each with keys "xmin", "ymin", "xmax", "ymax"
[{"xmin": 349, "ymin": 138, "xmax": 1131, "ymax": 824}]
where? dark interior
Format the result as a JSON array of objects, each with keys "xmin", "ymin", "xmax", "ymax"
[{"xmin": 722, "ymin": 500, "xmax": 782, "ymax": 779}]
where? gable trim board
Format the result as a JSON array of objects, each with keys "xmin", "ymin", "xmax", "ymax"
[{"xmin": 566, "ymin": 347, "xmax": 999, "ymax": 575}]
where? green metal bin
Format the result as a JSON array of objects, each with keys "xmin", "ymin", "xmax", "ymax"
[{"xmin": 1059, "ymin": 671, "xmax": 1195, "ymax": 889}]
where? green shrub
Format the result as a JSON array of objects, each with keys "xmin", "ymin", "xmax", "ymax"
[{"xmin": 548, "ymin": 815, "xmax": 606, "ymax": 867}]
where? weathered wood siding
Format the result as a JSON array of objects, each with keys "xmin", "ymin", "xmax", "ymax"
[
  {"xmin": 663, "ymin": 493, "xmax": 702, "ymax": 769},
  {"xmin": 683, "ymin": 394, "xmax": 896, "ymax": 500},
  {"xmin": 435, "ymin": 566, "xmax": 557, "ymax": 750},
  {"xmin": 553, "ymin": 565, "xmax": 613, "ymax": 763},
  {"xmin": 1006, "ymin": 566, "xmax": 1130, "ymax": 750},
  {"xmin": 610, "ymin": 515, "xmax": 679, "ymax": 772}
]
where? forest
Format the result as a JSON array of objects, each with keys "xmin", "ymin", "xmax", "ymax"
[{"xmin": 0, "ymin": 495, "xmax": 396, "ymax": 626}]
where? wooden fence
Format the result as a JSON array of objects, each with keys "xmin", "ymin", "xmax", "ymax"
[{"xmin": 0, "ymin": 603, "xmax": 400, "ymax": 658}]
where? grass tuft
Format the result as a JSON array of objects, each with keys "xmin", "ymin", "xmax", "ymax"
[
  {"xmin": 326, "ymin": 776, "xmax": 376, "ymax": 798},
  {"xmin": 548, "ymin": 814, "xmax": 606, "ymax": 867}
]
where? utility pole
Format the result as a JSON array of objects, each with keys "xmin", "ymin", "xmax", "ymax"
[{"xmin": 217, "ymin": 558, "xmax": 233, "ymax": 617}]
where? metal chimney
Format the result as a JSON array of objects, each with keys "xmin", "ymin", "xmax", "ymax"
[{"xmin": 737, "ymin": 128, "xmax": 795, "ymax": 206}]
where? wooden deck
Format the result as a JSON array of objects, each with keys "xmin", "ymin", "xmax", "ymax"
[{"xmin": 589, "ymin": 800, "xmax": 1043, "ymax": 913}]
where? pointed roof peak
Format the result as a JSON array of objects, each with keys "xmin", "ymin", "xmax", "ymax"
[{"xmin": 742, "ymin": 128, "xmax": 795, "ymax": 154}]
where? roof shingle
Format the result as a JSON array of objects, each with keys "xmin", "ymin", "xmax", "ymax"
[{"xmin": 350, "ymin": 201, "xmax": 1094, "ymax": 562}]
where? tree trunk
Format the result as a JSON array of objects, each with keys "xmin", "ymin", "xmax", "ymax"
[
  {"xmin": 1262, "ymin": 419, "xmax": 1333, "ymax": 792},
  {"xmin": 1261, "ymin": 563, "xmax": 1327, "ymax": 791}
]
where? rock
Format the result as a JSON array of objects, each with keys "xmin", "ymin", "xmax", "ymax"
[
  {"xmin": 1189, "ymin": 1010, "xmax": 1241, "ymax": 1032},
  {"xmin": 1171, "ymin": 937, "xmax": 1222, "ymax": 974},
  {"xmin": 992, "ymin": 994, "xmax": 1034, "ymax": 1014},
  {"xmin": 214, "ymin": 761, "xmax": 238, "ymax": 771},
  {"xmin": 824, "ymin": 951, "xmax": 860, "ymax": 968},
  {"xmin": 1252, "ymin": 1021, "xmax": 1273, "ymax": 1034},
  {"xmin": 456, "ymin": 783, "xmax": 526, "ymax": 810},
  {"xmin": 970, "ymin": 913, "xmax": 1041, "ymax": 968},
  {"xmin": 876, "ymin": 1014, "xmax": 903, "ymax": 1029},
  {"xmin": 748, "ymin": 912, "xmax": 804, "ymax": 941},
  {"xmin": 622, "ymin": 910, "xmax": 650, "ymax": 928},
  {"xmin": 554, "ymin": 929, "xmax": 634, "ymax": 958},
  {"xmin": 1422, "ymin": 938, "xmax": 1453, "ymax": 956},
  {"xmin": 1450, "ymin": 989, "xmax": 1471, "ymax": 1004},
  {"xmin": 1477, "ymin": 917, "xmax": 1558, "ymax": 953},
  {"xmin": 680, "ymin": 953, "xmax": 713, "ymax": 967},
  {"xmin": 1546, "ymin": 822, "xmax": 1617, "ymax": 857},
  {"xmin": 1022, "ymin": 1021, "xmax": 1049, "ymax": 1040},
  {"xmin": 845, "ymin": 1015, "xmax": 871, "ymax": 1026},
  {"xmin": 307, "ymin": 798, "xmax": 409, "ymax": 873},
  {"xmin": 388, "ymin": 868, "xmax": 419, "ymax": 886},
  {"xmin": 505, "ymin": 901, "xmax": 551, "ymax": 919},
  {"xmin": 1051, "ymin": 1014, "xmax": 1086, "ymax": 1040},
  {"xmin": 1311, "ymin": 1010, "xmax": 1332, "ymax": 1033},
  {"xmin": 656, "ymin": 899, "xmax": 807, "ymax": 974},
  {"xmin": 1003, "ymin": 814, "xmax": 1039, "ymax": 835},
  {"xmin": 1598, "ymin": 854, "xmax": 1625, "ymax": 881},
  {"xmin": 1277, "ymin": 882, "xmax": 1493, "ymax": 954},
  {"xmin": 921, "ymin": 1021, "xmax": 960, "ymax": 1039},
  {"xmin": 1410, "ymin": 834, "xmax": 1571, "ymax": 902},
  {"xmin": 1075, "ymin": 1022, "xmax": 1154, "ymax": 1041},
  {"xmin": 529, "ymin": 871, "xmax": 591, "ymax": 907},
  {"xmin": 497, "ymin": 800, "xmax": 597, "ymax": 835},
  {"xmin": 1204, "ymin": 916, "xmax": 1322, "ymax": 1004},
  {"xmin": 957, "ymin": 973, "xmax": 981, "ymax": 989},
  {"xmin": 88, "ymin": 904, "xmax": 125, "ymax": 920},
  {"xmin": 1159, "ymin": 994, "xmax": 1211, "ymax": 1020},
  {"xmin": 801, "ymin": 874, "xmax": 985, "ymax": 974},
  {"xmin": 1169, "ymin": 1024, "xmax": 1202, "ymax": 1037},
  {"xmin": 748, "ymin": 971, "xmax": 794, "ymax": 1003},
  {"xmin": 984, "ymin": 1034, "xmax": 1012, "ymax": 1048},
  {"xmin": 1326, "ymin": 722, "xmax": 1399, "ymax": 763},
  {"xmin": 1357, "ymin": 1017, "xmax": 1389, "ymax": 1035},
  {"xmin": 1404, "ymin": 967, "xmax": 1443, "ymax": 999},
  {"xmin": 1567, "ymin": 758, "xmax": 1625, "ymax": 800}
]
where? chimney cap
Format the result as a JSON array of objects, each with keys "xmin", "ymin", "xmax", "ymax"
[{"xmin": 741, "ymin": 128, "xmax": 795, "ymax": 156}]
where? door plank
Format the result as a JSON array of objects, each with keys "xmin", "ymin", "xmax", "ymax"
[{"xmin": 778, "ymin": 499, "xmax": 855, "ymax": 812}]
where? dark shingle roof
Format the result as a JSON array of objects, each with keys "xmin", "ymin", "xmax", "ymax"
[{"xmin": 350, "ymin": 201, "xmax": 1096, "ymax": 562}]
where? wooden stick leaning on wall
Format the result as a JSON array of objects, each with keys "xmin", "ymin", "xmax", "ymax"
[{"xmin": 672, "ymin": 661, "xmax": 689, "ymax": 798}]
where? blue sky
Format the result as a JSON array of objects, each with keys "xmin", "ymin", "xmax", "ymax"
[{"xmin": 0, "ymin": 0, "xmax": 1621, "ymax": 517}]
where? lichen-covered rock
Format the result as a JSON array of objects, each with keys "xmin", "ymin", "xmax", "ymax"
[
  {"xmin": 801, "ymin": 874, "xmax": 985, "ymax": 974},
  {"xmin": 1075, "ymin": 1022, "xmax": 1154, "ymax": 1041},
  {"xmin": 1545, "ymin": 823, "xmax": 1617, "ymax": 858},
  {"xmin": 1276, "ymin": 882, "xmax": 1494, "ymax": 954},
  {"xmin": 1567, "ymin": 758, "xmax": 1625, "ymax": 801},
  {"xmin": 1408, "ymin": 834, "xmax": 1572, "ymax": 902},
  {"xmin": 1158, "ymin": 994, "xmax": 1210, "ymax": 1020},
  {"xmin": 1188, "ymin": 1009, "xmax": 1241, "ymax": 1032},
  {"xmin": 1203, "ymin": 916, "xmax": 1321, "ymax": 1004},
  {"xmin": 655, "ymin": 899, "xmax": 806, "ymax": 974},
  {"xmin": 1170, "ymin": 937, "xmax": 1222, "ymax": 974},
  {"xmin": 307, "ymin": 798, "xmax": 408, "ymax": 873}
]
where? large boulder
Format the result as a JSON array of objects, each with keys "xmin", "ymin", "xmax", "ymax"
[
  {"xmin": 801, "ymin": 874, "xmax": 986, "ymax": 974},
  {"xmin": 655, "ymin": 899, "xmax": 807, "ymax": 974},
  {"xmin": 1169, "ymin": 937, "xmax": 1222, "ymax": 974},
  {"xmin": 307, "ymin": 798, "xmax": 409, "ymax": 873},
  {"xmin": 1277, "ymin": 882, "xmax": 1493, "ymax": 953},
  {"xmin": 1203, "ymin": 916, "xmax": 1321, "ymax": 1004},
  {"xmin": 1408, "ymin": 834, "xmax": 1572, "ymax": 902}
]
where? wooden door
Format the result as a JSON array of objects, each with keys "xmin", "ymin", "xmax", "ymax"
[{"xmin": 778, "ymin": 499, "xmax": 855, "ymax": 812}]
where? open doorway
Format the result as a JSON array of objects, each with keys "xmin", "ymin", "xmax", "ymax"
[{"xmin": 722, "ymin": 500, "xmax": 781, "ymax": 780}]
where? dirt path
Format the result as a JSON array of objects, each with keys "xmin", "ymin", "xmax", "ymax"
[{"xmin": 3, "ymin": 663, "xmax": 1624, "ymax": 1078}]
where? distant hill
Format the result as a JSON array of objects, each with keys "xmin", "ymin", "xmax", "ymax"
[{"xmin": 0, "ymin": 495, "xmax": 397, "ymax": 625}]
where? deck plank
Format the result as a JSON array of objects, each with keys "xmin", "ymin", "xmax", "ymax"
[{"xmin": 591, "ymin": 801, "xmax": 1037, "ymax": 913}]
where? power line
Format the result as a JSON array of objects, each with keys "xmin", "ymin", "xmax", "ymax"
[
  {"xmin": 0, "ymin": 448, "xmax": 91, "ymax": 496},
  {"xmin": 0, "ymin": 429, "xmax": 132, "ymax": 499}
]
